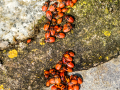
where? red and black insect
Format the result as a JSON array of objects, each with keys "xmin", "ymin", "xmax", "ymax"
[
  {"xmin": 45, "ymin": 37, "xmax": 55, "ymax": 43},
  {"xmin": 72, "ymin": 0, "xmax": 77, "ymax": 4},
  {"xmin": 62, "ymin": 8, "xmax": 68, "ymax": 13},
  {"xmin": 49, "ymin": 2, "xmax": 58, "ymax": 12},
  {"xmin": 55, "ymin": 61, "xmax": 62, "ymax": 70},
  {"xmin": 65, "ymin": 15, "xmax": 74, "ymax": 23},
  {"xmin": 44, "ymin": 21, "xmax": 50, "ymax": 31},
  {"xmin": 49, "ymin": 69, "xmax": 56, "ymax": 76},
  {"xmin": 57, "ymin": 18, "xmax": 63, "ymax": 24},
  {"xmin": 59, "ymin": 1, "xmax": 66, "ymax": 8},
  {"xmin": 45, "ymin": 30, "xmax": 51, "ymax": 39},
  {"xmin": 65, "ymin": 51, "xmax": 75, "ymax": 57},
  {"xmin": 46, "ymin": 11, "xmax": 53, "ymax": 20},
  {"xmin": 50, "ymin": 26, "xmax": 56, "ymax": 36},
  {"xmin": 63, "ymin": 23, "xmax": 73, "ymax": 32},
  {"xmin": 66, "ymin": 62, "xmax": 74, "ymax": 68},
  {"xmin": 44, "ymin": 70, "xmax": 50, "ymax": 79},
  {"xmin": 42, "ymin": 1, "xmax": 49, "ymax": 12},
  {"xmin": 55, "ymin": 33, "xmax": 65, "ymax": 38}
]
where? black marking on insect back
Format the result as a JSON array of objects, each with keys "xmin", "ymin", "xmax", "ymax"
[
  {"xmin": 44, "ymin": 4, "xmax": 48, "ymax": 7},
  {"xmin": 66, "ymin": 16, "xmax": 70, "ymax": 20}
]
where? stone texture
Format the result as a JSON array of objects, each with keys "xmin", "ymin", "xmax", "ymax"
[{"xmin": 0, "ymin": 0, "xmax": 46, "ymax": 49}]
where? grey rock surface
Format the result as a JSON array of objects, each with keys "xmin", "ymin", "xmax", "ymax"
[{"xmin": 0, "ymin": 0, "xmax": 46, "ymax": 49}]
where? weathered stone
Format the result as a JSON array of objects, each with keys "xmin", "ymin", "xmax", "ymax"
[{"xmin": 0, "ymin": 0, "xmax": 46, "ymax": 47}]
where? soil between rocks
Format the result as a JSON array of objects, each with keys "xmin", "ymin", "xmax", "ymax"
[{"xmin": 0, "ymin": 0, "xmax": 120, "ymax": 90}]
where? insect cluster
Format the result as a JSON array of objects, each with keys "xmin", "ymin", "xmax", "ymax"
[
  {"xmin": 42, "ymin": 0, "xmax": 77, "ymax": 43},
  {"xmin": 44, "ymin": 51, "xmax": 83, "ymax": 90}
]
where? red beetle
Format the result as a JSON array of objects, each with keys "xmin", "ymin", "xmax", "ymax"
[
  {"xmin": 73, "ymin": 84, "xmax": 79, "ymax": 90},
  {"xmin": 66, "ymin": 56, "xmax": 73, "ymax": 62},
  {"xmin": 59, "ymin": 66, "xmax": 66, "ymax": 73},
  {"xmin": 55, "ymin": 83, "xmax": 66, "ymax": 90},
  {"xmin": 54, "ymin": 26, "xmax": 62, "ymax": 32},
  {"xmin": 49, "ymin": 69, "xmax": 56, "ymax": 75},
  {"xmin": 65, "ymin": 51, "xmax": 75, "ymax": 57},
  {"xmin": 54, "ymin": 75, "xmax": 59, "ymax": 78},
  {"xmin": 49, "ymin": 2, "xmax": 58, "ymax": 12},
  {"xmin": 70, "ymin": 75, "xmax": 77, "ymax": 80},
  {"xmin": 45, "ymin": 37, "xmax": 55, "ymax": 43},
  {"xmin": 54, "ymin": 12, "xmax": 64, "ymax": 19},
  {"xmin": 56, "ymin": 7, "xmax": 62, "ymax": 12},
  {"xmin": 46, "ymin": 11, "xmax": 52, "ymax": 20},
  {"xmin": 77, "ymin": 77, "xmax": 83, "ymax": 84},
  {"xmin": 52, "ymin": 18, "xmax": 57, "ymax": 25},
  {"xmin": 65, "ymin": 15, "xmax": 74, "ymax": 23},
  {"xmin": 44, "ymin": 70, "xmax": 50, "ymax": 79},
  {"xmin": 54, "ymin": 75, "xmax": 61, "ymax": 85},
  {"xmin": 44, "ymin": 70, "xmax": 49, "ymax": 75},
  {"xmin": 57, "ymin": 18, "xmax": 63, "ymax": 24},
  {"xmin": 54, "ymin": 25, "xmax": 59, "ymax": 31},
  {"xmin": 71, "ymin": 79, "xmax": 78, "ymax": 85},
  {"xmin": 55, "ymin": 71, "xmax": 60, "ymax": 75},
  {"xmin": 55, "ymin": 33, "xmax": 65, "ymax": 38},
  {"xmin": 66, "ymin": 67, "xmax": 73, "ymax": 72},
  {"xmin": 63, "ymin": 23, "xmax": 73, "ymax": 32},
  {"xmin": 57, "ymin": 0, "xmax": 63, "ymax": 2},
  {"xmin": 42, "ymin": 1, "xmax": 49, "ymax": 12},
  {"xmin": 70, "ymin": 75, "xmax": 83, "ymax": 84},
  {"xmin": 70, "ymin": 1, "xmax": 74, "ymax": 7},
  {"xmin": 72, "ymin": 0, "xmax": 77, "ymax": 4},
  {"xmin": 44, "ymin": 21, "xmax": 50, "ymax": 31},
  {"xmin": 46, "ymin": 80, "xmax": 50, "ymax": 87},
  {"xmin": 51, "ymin": 85, "xmax": 58, "ymax": 90},
  {"xmin": 55, "ymin": 61, "xmax": 62, "ymax": 70},
  {"xmin": 62, "ymin": 8, "xmax": 68, "ymax": 12},
  {"xmin": 66, "ymin": 62, "xmax": 74, "ymax": 68},
  {"xmin": 60, "ymin": 72, "xmax": 65, "ymax": 81},
  {"xmin": 50, "ymin": 26, "xmax": 56, "ymax": 36},
  {"xmin": 64, "ymin": 53, "xmax": 70, "ymax": 58},
  {"xmin": 68, "ymin": 86, "xmax": 73, "ymax": 90},
  {"xmin": 66, "ymin": 0, "xmax": 70, "ymax": 6},
  {"xmin": 59, "ymin": 1, "xmax": 66, "ymax": 8},
  {"xmin": 45, "ymin": 30, "xmax": 50, "ymax": 39},
  {"xmin": 27, "ymin": 39, "xmax": 31, "ymax": 43},
  {"xmin": 49, "ymin": 78, "xmax": 55, "ymax": 84},
  {"xmin": 62, "ymin": 57, "xmax": 67, "ymax": 64},
  {"xmin": 65, "ymin": 76, "xmax": 70, "ymax": 83}
]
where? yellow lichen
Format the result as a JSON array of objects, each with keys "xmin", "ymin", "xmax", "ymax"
[
  {"xmin": 8, "ymin": 49, "xmax": 18, "ymax": 58},
  {"xmin": 40, "ymin": 41, "xmax": 45, "ymax": 45},
  {"xmin": 105, "ymin": 56, "xmax": 109, "ymax": 60},
  {"xmin": 67, "ymin": 9, "xmax": 71, "ymax": 13},
  {"xmin": 99, "ymin": 56, "xmax": 102, "ymax": 59},
  {"xmin": 0, "ymin": 85, "xmax": 4, "ymax": 90},
  {"xmin": 50, "ymin": 59, "xmax": 53, "ymax": 61},
  {"xmin": 31, "ymin": 49, "xmax": 38, "ymax": 52},
  {"xmin": 67, "ymin": 6, "xmax": 71, "ymax": 8},
  {"xmin": 104, "ymin": 31, "xmax": 111, "ymax": 37},
  {"xmin": 83, "ymin": 1, "xmax": 87, "ymax": 4},
  {"xmin": 3, "ymin": 50, "xmax": 6, "ymax": 53},
  {"xmin": 105, "ymin": 8, "xmax": 109, "ymax": 14},
  {"xmin": 71, "ymin": 30, "xmax": 74, "ymax": 34},
  {"xmin": 72, "ymin": 5, "xmax": 76, "ymax": 9}
]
